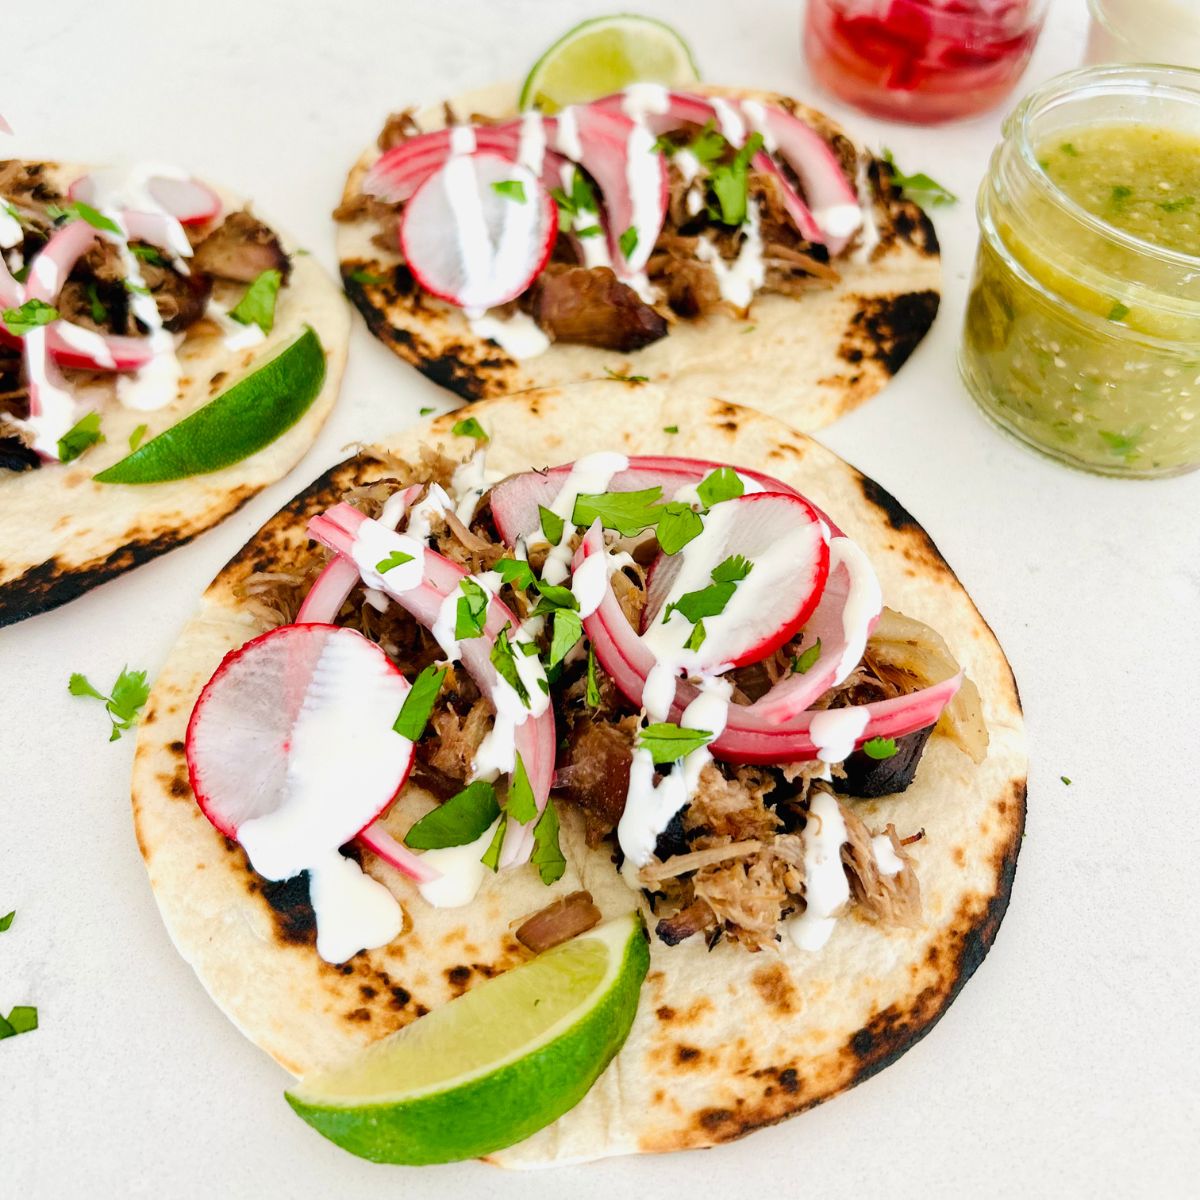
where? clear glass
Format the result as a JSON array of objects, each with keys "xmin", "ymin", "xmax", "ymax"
[
  {"xmin": 960, "ymin": 64, "xmax": 1200, "ymax": 478},
  {"xmin": 803, "ymin": 0, "xmax": 1048, "ymax": 124},
  {"xmin": 1086, "ymin": 0, "xmax": 1200, "ymax": 69}
]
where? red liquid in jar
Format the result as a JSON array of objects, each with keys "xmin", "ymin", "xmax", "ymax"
[{"xmin": 804, "ymin": 0, "xmax": 1045, "ymax": 123}]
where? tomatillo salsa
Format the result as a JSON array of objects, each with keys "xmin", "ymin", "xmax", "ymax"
[{"xmin": 961, "ymin": 66, "xmax": 1200, "ymax": 477}]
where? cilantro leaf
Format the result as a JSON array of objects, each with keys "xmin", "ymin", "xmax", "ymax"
[
  {"xmin": 696, "ymin": 467, "xmax": 744, "ymax": 507},
  {"xmin": 686, "ymin": 120, "xmax": 728, "ymax": 166},
  {"xmin": 573, "ymin": 486, "xmax": 664, "ymax": 537},
  {"xmin": 548, "ymin": 608, "xmax": 583, "ymax": 669},
  {"xmin": 349, "ymin": 267, "xmax": 387, "ymax": 285},
  {"xmin": 531, "ymin": 800, "xmax": 566, "ymax": 885},
  {"xmin": 663, "ymin": 424, "xmax": 679, "ymax": 434},
  {"xmin": 495, "ymin": 557, "xmax": 535, "ymax": 591},
  {"xmin": 638, "ymin": 722, "xmax": 713, "ymax": 764},
  {"xmin": 2, "ymin": 298, "xmax": 59, "ymax": 336},
  {"xmin": 1099, "ymin": 429, "xmax": 1140, "ymax": 458},
  {"xmin": 1061, "ymin": 776, "xmax": 1072, "ymax": 786},
  {"xmin": 603, "ymin": 367, "xmax": 648, "ymax": 384},
  {"xmin": 128, "ymin": 424, "xmax": 148, "ymax": 451},
  {"xmin": 86, "ymin": 281, "xmax": 108, "ymax": 324},
  {"xmin": 392, "ymin": 664, "xmax": 446, "ymax": 742},
  {"xmin": 7, "ymin": 1006, "xmax": 37, "ymax": 1035},
  {"xmin": 480, "ymin": 812, "xmax": 508, "ymax": 871},
  {"xmin": 618, "ymin": 226, "xmax": 638, "ymax": 259},
  {"xmin": 863, "ymin": 737, "xmax": 897, "ymax": 760},
  {"xmin": 575, "ymin": 224, "xmax": 601, "ymax": 238},
  {"xmin": 106, "ymin": 667, "xmax": 150, "ymax": 738},
  {"xmin": 59, "ymin": 408, "xmax": 104, "ymax": 463},
  {"xmin": 708, "ymin": 131, "xmax": 763, "ymax": 226},
  {"xmin": 710, "ymin": 554, "xmax": 752, "ymax": 584},
  {"xmin": 881, "ymin": 149, "xmax": 958, "ymax": 211},
  {"xmin": 455, "ymin": 578, "xmax": 490, "ymax": 640},
  {"xmin": 404, "ymin": 780, "xmax": 499, "ymax": 849},
  {"xmin": 130, "ymin": 243, "xmax": 166, "ymax": 266},
  {"xmin": 1108, "ymin": 300, "xmax": 1130, "ymax": 322},
  {"xmin": 664, "ymin": 580, "xmax": 736, "ymax": 624},
  {"xmin": 124, "ymin": 281, "xmax": 150, "ymax": 296},
  {"xmin": 491, "ymin": 179, "xmax": 527, "ymax": 204},
  {"xmin": 539, "ymin": 504, "xmax": 564, "ymax": 545},
  {"xmin": 533, "ymin": 577, "xmax": 577, "ymax": 611},
  {"xmin": 656, "ymin": 501, "xmax": 703, "ymax": 555},
  {"xmin": 791, "ymin": 638, "xmax": 822, "ymax": 674},
  {"xmin": 586, "ymin": 642, "xmax": 601, "ymax": 707},
  {"xmin": 47, "ymin": 200, "xmax": 120, "ymax": 234},
  {"xmin": 375, "ymin": 549, "xmax": 415, "ymax": 573},
  {"xmin": 68, "ymin": 673, "xmax": 106, "ymax": 701},
  {"xmin": 506, "ymin": 752, "xmax": 538, "ymax": 823},
  {"xmin": 419, "ymin": 406, "xmax": 435, "ymax": 415},
  {"xmin": 0, "ymin": 911, "xmax": 13, "ymax": 933},
  {"xmin": 491, "ymin": 623, "xmax": 531, "ymax": 707},
  {"xmin": 684, "ymin": 619, "xmax": 706, "ymax": 651},
  {"xmin": 452, "ymin": 416, "xmax": 488, "ymax": 441},
  {"xmin": 229, "ymin": 268, "xmax": 282, "ymax": 334}
]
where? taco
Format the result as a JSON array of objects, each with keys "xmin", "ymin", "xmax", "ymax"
[
  {"xmin": 0, "ymin": 159, "xmax": 349, "ymax": 626},
  {"xmin": 334, "ymin": 84, "xmax": 940, "ymax": 427},
  {"xmin": 132, "ymin": 382, "xmax": 1024, "ymax": 1166}
]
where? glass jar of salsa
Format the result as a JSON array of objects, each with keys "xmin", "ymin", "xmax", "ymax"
[
  {"xmin": 803, "ymin": 0, "xmax": 1048, "ymax": 123},
  {"xmin": 960, "ymin": 65, "xmax": 1200, "ymax": 477}
]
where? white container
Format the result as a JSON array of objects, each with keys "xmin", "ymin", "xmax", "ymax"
[{"xmin": 1087, "ymin": 0, "xmax": 1200, "ymax": 66}]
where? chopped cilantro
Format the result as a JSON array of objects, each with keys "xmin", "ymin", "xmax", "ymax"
[
  {"xmin": 130, "ymin": 243, "xmax": 166, "ymax": 266},
  {"xmin": 495, "ymin": 557, "xmax": 535, "ymax": 591},
  {"xmin": 791, "ymin": 638, "xmax": 822, "ymax": 674},
  {"xmin": 47, "ymin": 200, "xmax": 120, "ymax": 234},
  {"xmin": 1099, "ymin": 429, "xmax": 1140, "ymax": 458},
  {"xmin": 685, "ymin": 120, "xmax": 728, "ymax": 166},
  {"xmin": 656, "ymin": 501, "xmax": 703, "ymax": 555},
  {"xmin": 57, "ymin": 411, "xmax": 104, "ymax": 464},
  {"xmin": 684, "ymin": 619, "xmax": 707, "ymax": 651},
  {"xmin": 710, "ymin": 554, "xmax": 753, "ymax": 584},
  {"xmin": 586, "ymin": 643, "xmax": 601, "ymax": 707},
  {"xmin": 696, "ymin": 466, "xmax": 744, "ymax": 507},
  {"xmin": 550, "ymin": 168, "xmax": 598, "ymax": 231},
  {"xmin": 452, "ymin": 416, "xmax": 488, "ymax": 441},
  {"xmin": 533, "ymin": 577, "xmax": 577, "ymax": 612},
  {"xmin": 531, "ymin": 800, "xmax": 566, "ymax": 885},
  {"xmin": 0, "ymin": 911, "xmax": 13, "ymax": 932},
  {"xmin": 665, "ymin": 581, "xmax": 737, "ymax": 624},
  {"xmin": 573, "ymin": 486, "xmax": 663, "ymax": 537},
  {"xmin": 128, "ymin": 424, "xmax": 148, "ymax": 451},
  {"xmin": 741, "ymin": 324, "xmax": 756, "ymax": 334},
  {"xmin": 506, "ymin": 752, "xmax": 538, "ymax": 823},
  {"xmin": 124, "ymin": 281, "xmax": 150, "ymax": 296},
  {"xmin": 404, "ymin": 780, "xmax": 498, "ymax": 849},
  {"xmin": 548, "ymin": 608, "xmax": 583, "ymax": 669},
  {"xmin": 539, "ymin": 504, "xmax": 565, "ymax": 545},
  {"xmin": 618, "ymin": 225, "xmax": 638, "ymax": 259},
  {"xmin": 392, "ymin": 664, "xmax": 446, "ymax": 742},
  {"xmin": 638, "ymin": 722, "xmax": 713, "ymax": 764},
  {"xmin": 663, "ymin": 424, "xmax": 679, "ymax": 434},
  {"xmin": 229, "ymin": 268, "xmax": 281, "ymax": 334},
  {"xmin": 1060, "ymin": 142, "xmax": 1078, "ymax": 157},
  {"xmin": 1110, "ymin": 185, "xmax": 1133, "ymax": 207},
  {"xmin": 575, "ymin": 224, "xmax": 602, "ymax": 238},
  {"xmin": 708, "ymin": 131, "xmax": 763, "ymax": 226},
  {"xmin": 68, "ymin": 666, "xmax": 150, "ymax": 741},
  {"xmin": 2, "ymin": 298, "xmax": 58, "ymax": 336},
  {"xmin": 480, "ymin": 812, "xmax": 507, "ymax": 871},
  {"xmin": 1107, "ymin": 300, "xmax": 1130, "ymax": 322},
  {"xmin": 863, "ymin": 737, "xmax": 897, "ymax": 760},
  {"xmin": 490, "ymin": 623, "xmax": 531, "ymax": 707},
  {"xmin": 491, "ymin": 179, "xmax": 527, "ymax": 204},
  {"xmin": 1061, "ymin": 775, "xmax": 1072, "ymax": 786},
  {"xmin": 603, "ymin": 367, "xmax": 648, "ymax": 384},
  {"xmin": 881, "ymin": 149, "xmax": 958, "ymax": 211},
  {"xmin": 1159, "ymin": 195, "xmax": 1196, "ymax": 214},
  {"xmin": 0, "ymin": 1006, "xmax": 38, "ymax": 1040},
  {"xmin": 455, "ymin": 578, "xmax": 490, "ymax": 640},
  {"xmin": 376, "ymin": 549, "xmax": 415, "ymax": 574},
  {"xmin": 86, "ymin": 281, "xmax": 108, "ymax": 324},
  {"xmin": 349, "ymin": 267, "xmax": 387, "ymax": 285},
  {"xmin": 419, "ymin": 406, "xmax": 435, "ymax": 416}
]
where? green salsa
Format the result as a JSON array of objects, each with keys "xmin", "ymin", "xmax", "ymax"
[{"xmin": 963, "ymin": 119, "xmax": 1200, "ymax": 476}]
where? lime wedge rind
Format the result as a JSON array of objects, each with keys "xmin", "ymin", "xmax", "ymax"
[
  {"xmin": 519, "ymin": 14, "xmax": 701, "ymax": 112},
  {"xmin": 93, "ymin": 325, "xmax": 326, "ymax": 485},
  {"xmin": 285, "ymin": 914, "xmax": 649, "ymax": 1164}
]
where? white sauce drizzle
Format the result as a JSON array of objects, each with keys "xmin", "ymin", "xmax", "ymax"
[
  {"xmin": 812, "ymin": 201, "xmax": 865, "ymax": 241},
  {"xmin": 710, "ymin": 97, "xmax": 747, "ymax": 145},
  {"xmin": 739, "ymin": 99, "xmax": 778, "ymax": 153},
  {"xmin": 54, "ymin": 323, "xmax": 116, "ymax": 370},
  {"xmin": 205, "ymin": 298, "xmax": 268, "ymax": 353},
  {"xmin": 786, "ymin": 790, "xmax": 849, "ymax": 952},
  {"xmin": 306, "ymin": 851, "xmax": 404, "ymax": 963},
  {"xmin": 449, "ymin": 450, "xmax": 503, "ymax": 525},
  {"xmin": 449, "ymin": 124, "xmax": 477, "ymax": 156},
  {"xmin": 347, "ymin": 523, "xmax": 426, "ymax": 595},
  {"xmin": 516, "ymin": 111, "xmax": 547, "ymax": 175},
  {"xmin": 809, "ymin": 707, "xmax": 870, "ymax": 764},
  {"xmin": 828, "ymin": 537, "xmax": 884, "ymax": 687},
  {"xmin": 530, "ymin": 451, "xmax": 629, "ymax": 585},
  {"xmin": 19, "ymin": 326, "xmax": 76, "ymax": 456},
  {"xmin": 469, "ymin": 311, "xmax": 551, "ymax": 359},
  {"xmin": 852, "ymin": 154, "xmax": 882, "ymax": 265},
  {"xmin": 695, "ymin": 198, "xmax": 765, "ymax": 310},
  {"xmin": 555, "ymin": 107, "xmax": 584, "ymax": 163},
  {"xmin": 0, "ymin": 204, "xmax": 22, "ymax": 249},
  {"xmin": 417, "ymin": 817, "xmax": 501, "ymax": 908},
  {"xmin": 620, "ymin": 82, "xmax": 671, "ymax": 119},
  {"xmin": 872, "ymin": 834, "xmax": 905, "ymax": 878}
]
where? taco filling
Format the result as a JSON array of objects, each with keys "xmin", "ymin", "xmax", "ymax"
[
  {"xmin": 0, "ymin": 159, "xmax": 294, "ymax": 467},
  {"xmin": 334, "ymin": 86, "xmax": 914, "ymax": 360},
  {"xmin": 187, "ymin": 443, "xmax": 989, "ymax": 962}
]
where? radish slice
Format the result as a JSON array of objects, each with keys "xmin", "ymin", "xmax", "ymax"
[
  {"xmin": 358, "ymin": 822, "xmax": 442, "ymax": 886},
  {"xmin": 306, "ymin": 503, "xmax": 556, "ymax": 870},
  {"xmin": 70, "ymin": 172, "xmax": 220, "ymax": 226},
  {"xmin": 23, "ymin": 219, "xmax": 98, "ymax": 302},
  {"xmin": 399, "ymin": 153, "xmax": 557, "ymax": 311},
  {"xmin": 185, "ymin": 624, "xmax": 416, "ymax": 876},
  {"xmin": 640, "ymin": 492, "xmax": 829, "ymax": 671}
]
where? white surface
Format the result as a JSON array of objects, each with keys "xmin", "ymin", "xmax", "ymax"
[{"xmin": 2, "ymin": 1, "xmax": 1197, "ymax": 1195}]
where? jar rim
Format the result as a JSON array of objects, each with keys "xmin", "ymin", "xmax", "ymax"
[
  {"xmin": 1087, "ymin": 0, "xmax": 1200, "ymax": 43},
  {"xmin": 825, "ymin": 0, "xmax": 1047, "ymax": 37},
  {"xmin": 1008, "ymin": 63, "xmax": 1200, "ymax": 271}
]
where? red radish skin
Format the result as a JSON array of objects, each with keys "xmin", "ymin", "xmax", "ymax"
[
  {"xmin": 68, "ymin": 172, "xmax": 221, "ymax": 226},
  {"xmin": 185, "ymin": 623, "xmax": 415, "ymax": 845}
]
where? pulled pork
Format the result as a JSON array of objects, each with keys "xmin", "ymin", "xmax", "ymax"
[{"xmin": 515, "ymin": 890, "xmax": 602, "ymax": 953}]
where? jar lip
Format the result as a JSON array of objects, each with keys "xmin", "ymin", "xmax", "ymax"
[
  {"xmin": 836, "ymin": 0, "xmax": 1047, "ymax": 37},
  {"xmin": 1009, "ymin": 63, "xmax": 1200, "ymax": 271},
  {"xmin": 1087, "ymin": 0, "xmax": 1200, "ymax": 42}
]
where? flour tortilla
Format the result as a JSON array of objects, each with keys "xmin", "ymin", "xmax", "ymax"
[
  {"xmin": 131, "ymin": 383, "xmax": 1024, "ymax": 1165},
  {"xmin": 0, "ymin": 161, "xmax": 349, "ymax": 627},
  {"xmin": 336, "ymin": 84, "xmax": 941, "ymax": 428}
]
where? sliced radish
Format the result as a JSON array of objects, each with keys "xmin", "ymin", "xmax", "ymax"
[
  {"xmin": 185, "ymin": 623, "xmax": 416, "ymax": 881},
  {"xmin": 306, "ymin": 503, "xmax": 556, "ymax": 869},
  {"xmin": 70, "ymin": 172, "xmax": 220, "ymax": 226},
  {"xmin": 358, "ymin": 822, "xmax": 442, "ymax": 886},
  {"xmin": 640, "ymin": 492, "xmax": 829, "ymax": 671},
  {"xmin": 23, "ymin": 219, "xmax": 98, "ymax": 302},
  {"xmin": 399, "ymin": 153, "xmax": 557, "ymax": 311}
]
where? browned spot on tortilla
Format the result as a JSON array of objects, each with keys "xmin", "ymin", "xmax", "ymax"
[
  {"xmin": 656, "ymin": 1005, "xmax": 676, "ymax": 1021},
  {"xmin": 390, "ymin": 986, "xmax": 411, "ymax": 1009},
  {"xmin": 675, "ymin": 1045, "xmax": 703, "ymax": 1067},
  {"xmin": 167, "ymin": 740, "xmax": 185, "ymax": 757},
  {"xmin": 445, "ymin": 964, "xmax": 473, "ymax": 994},
  {"xmin": 751, "ymin": 963, "xmax": 800, "ymax": 1016},
  {"xmin": 345, "ymin": 1007, "xmax": 372, "ymax": 1023},
  {"xmin": 168, "ymin": 768, "xmax": 191, "ymax": 799},
  {"xmin": 359, "ymin": 985, "xmax": 377, "ymax": 1001},
  {"xmin": 953, "ymin": 846, "xmax": 966, "ymax": 866},
  {"xmin": 839, "ymin": 290, "xmax": 939, "ymax": 378}
]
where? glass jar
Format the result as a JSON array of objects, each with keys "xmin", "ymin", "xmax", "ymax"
[
  {"xmin": 803, "ymin": 0, "xmax": 1048, "ymax": 124},
  {"xmin": 1086, "ymin": 0, "xmax": 1200, "ymax": 69},
  {"xmin": 960, "ymin": 64, "xmax": 1200, "ymax": 478}
]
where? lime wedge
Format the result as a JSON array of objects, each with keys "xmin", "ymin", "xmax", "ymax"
[
  {"xmin": 286, "ymin": 913, "xmax": 649, "ymax": 1163},
  {"xmin": 94, "ymin": 326, "xmax": 325, "ymax": 485},
  {"xmin": 519, "ymin": 14, "xmax": 700, "ymax": 112}
]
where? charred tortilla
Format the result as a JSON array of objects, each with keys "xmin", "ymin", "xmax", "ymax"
[
  {"xmin": 132, "ymin": 383, "xmax": 1023, "ymax": 1166},
  {"xmin": 0, "ymin": 160, "xmax": 349, "ymax": 627}
]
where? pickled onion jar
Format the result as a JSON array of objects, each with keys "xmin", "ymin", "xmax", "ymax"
[{"xmin": 803, "ymin": 0, "xmax": 1049, "ymax": 123}]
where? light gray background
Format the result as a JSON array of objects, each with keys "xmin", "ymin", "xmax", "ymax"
[{"xmin": 2, "ymin": 1, "xmax": 1196, "ymax": 1195}]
